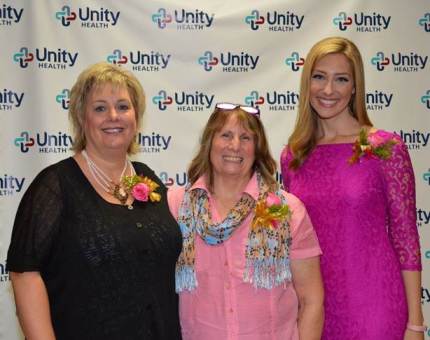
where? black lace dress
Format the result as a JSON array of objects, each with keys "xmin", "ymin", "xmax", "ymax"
[{"xmin": 7, "ymin": 157, "xmax": 182, "ymax": 340}]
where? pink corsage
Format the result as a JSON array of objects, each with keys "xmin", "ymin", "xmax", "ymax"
[
  {"xmin": 349, "ymin": 128, "xmax": 397, "ymax": 164},
  {"xmin": 131, "ymin": 183, "xmax": 150, "ymax": 201},
  {"xmin": 122, "ymin": 175, "xmax": 161, "ymax": 202},
  {"xmin": 252, "ymin": 192, "xmax": 291, "ymax": 230}
]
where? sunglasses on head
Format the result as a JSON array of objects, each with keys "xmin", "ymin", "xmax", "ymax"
[{"xmin": 215, "ymin": 102, "xmax": 260, "ymax": 117}]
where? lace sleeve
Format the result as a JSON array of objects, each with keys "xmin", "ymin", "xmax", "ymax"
[
  {"xmin": 280, "ymin": 146, "xmax": 293, "ymax": 191},
  {"xmin": 382, "ymin": 135, "xmax": 422, "ymax": 270},
  {"xmin": 6, "ymin": 165, "xmax": 64, "ymax": 272}
]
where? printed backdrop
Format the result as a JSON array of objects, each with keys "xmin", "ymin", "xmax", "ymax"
[{"xmin": 0, "ymin": 1, "xmax": 429, "ymax": 338}]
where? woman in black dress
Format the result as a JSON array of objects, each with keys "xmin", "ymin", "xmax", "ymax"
[{"xmin": 7, "ymin": 62, "xmax": 182, "ymax": 340}]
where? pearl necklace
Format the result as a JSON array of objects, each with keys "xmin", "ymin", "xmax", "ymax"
[{"xmin": 82, "ymin": 150, "xmax": 135, "ymax": 206}]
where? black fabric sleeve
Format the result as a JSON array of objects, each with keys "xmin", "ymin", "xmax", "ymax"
[{"xmin": 6, "ymin": 164, "xmax": 64, "ymax": 272}]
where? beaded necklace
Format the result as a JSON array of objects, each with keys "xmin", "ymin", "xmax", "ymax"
[{"xmin": 82, "ymin": 150, "xmax": 135, "ymax": 206}]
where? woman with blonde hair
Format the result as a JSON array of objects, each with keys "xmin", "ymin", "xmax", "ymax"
[
  {"xmin": 281, "ymin": 37, "xmax": 424, "ymax": 339},
  {"xmin": 7, "ymin": 62, "xmax": 182, "ymax": 339}
]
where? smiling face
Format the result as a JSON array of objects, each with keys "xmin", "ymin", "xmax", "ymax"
[
  {"xmin": 210, "ymin": 114, "xmax": 256, "ymax": 181},
  {"xmin": 84, "ymin": 83, "xmax": 137, "ymax": 155},
  {"xmin": 310, "ymin": 53, "xmax": 355, "ymax": 121}
]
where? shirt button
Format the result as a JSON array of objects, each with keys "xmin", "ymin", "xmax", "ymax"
[
  {"xmin": 229, "ymin": 308, "xmax": 234, "ymax": 313},
  {"xmin": 224, "ymin": 261, "xmax": 228, "ymax": 266},
  {"xmin": 225, "ymin": 283, "xmax": 230, "ymax": 289}
]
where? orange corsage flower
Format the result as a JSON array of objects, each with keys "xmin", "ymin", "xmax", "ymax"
[{"xmin": 252, "ymin": 192, "xmax": 291, "ymax": 231}]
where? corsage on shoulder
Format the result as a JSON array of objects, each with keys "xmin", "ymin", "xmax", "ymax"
[
  {"xmin": 349, "ymin": 128, "xmax": 397, "ymax": 164},
  {"xmin": 252, "ymin": 192, "xmax": 291, "ymax": 230},
  {"xmin": 122, "ymin": 175, "xmax": 161, "ymax": 202}
]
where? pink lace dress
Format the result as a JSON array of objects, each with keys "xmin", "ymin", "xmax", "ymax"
[{"xmin": 280, "ymin": 131, "xmax": 421, "ymax": 340}]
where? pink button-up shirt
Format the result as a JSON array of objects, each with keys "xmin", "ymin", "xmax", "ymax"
[{"xmin": 168, "ymin": 173, "xmax": 321, "ymax": 340}]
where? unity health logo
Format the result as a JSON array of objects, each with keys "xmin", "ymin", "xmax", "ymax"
[
  {"xmin": 333, "ymin": 11, "xmax": 390, "ymax": 32},
  {"xmin": 285, "ymin": 52, "xmax": 305, "ymax": 71},
  {"xmin": 0, "ymin": 88, "xmax": 24, "ymax": 111},
  {"xmin": 424, "ymin": 170, "xmax": 430, "ymax": 186},
  {"xmin": 153, "ymin": 90, "xmax": 172, "ymax": 110},
  {"xmin": 198, "ymin": 51, "xmax": 218, "ymax": 71},
  {"xmin": 245, "ymin": 9, "xmax": 304, "ymax": 31},
  {"xmin": 151, "ymin": 8, "xmax": 214, "ymax": 30},
  {"xmin": 136, "ymin": 132, "xmax": 172, "ymax": 154},
  {"xmin": 275, "ymin": 171, "xmax": 283, "ymax": 185},
  {"xmin": 198, "ymin": 51, "xmax": 259, "ymax": 72},
  {"xmin": 419, "ymin": 13, "xmax": 430, "ymax": 32},
  {"xmin": 13, "ymin": 47, "xmax": 78, "ymax": 69},
  {"xmin": 0, "ymin": 174, "xmax": 25, "ymax": 197},
  {"xmin": 152, "ymin": 90, "xmax": 214, "ymax": 111},
  {"xmin": 371, "ymin": 52, "xmax": 428, "ymax": 72},
  {"xmin": 365, "ymin": 90, "xmax": 393, "ymax": 111},
  {"xmin": 55, "ymin": 5, "xmax": 120, "ymax": 28},
  {"xmin": 244, "ymin": 90, "xmax": 299, "ymax": 111},
  {"xmin": 0, "ymin": 4, "xmax": 23, "ymax": 25},
  {"xmin": 14, "ymin": 131, "xmax": 73, "ymax": 153},
  {"xmin": 394, "ymin": 129, "xmax": 430, "ymax": 151},
  {"xmin": 56, "ymin": 89, "xmax": 70, "ymax": 110},
  {"xmin": 159, "ymin": 171, "xmax": 188, "ymax": 187},
  {"xmin": 245, "ymin": 10, "xmax": 264, "ymax": 30},
  {"xmin": 244, "ymin": 91, "xmax": 265, "ymax": 106},
  {"xmin": 423, "ymin": 287, "xmax": 430, "ymax": 305},
  {"xmin": 106, "ymin": 49, "xmax": 171, "ymax": 72},
  {"xmin": 0, "ymin": 261, "xmax": 9, "ymax": 283},
  {"xmin": 417, "ymin": 208, "xmax": 430, "ymax": 227},
  {"xmin": 107, "ymin": 49, "xmax": 128, "ymax": 65},
  {"xmin": 421, "ymin": 90, "xmax": 430, "ymax": 109}
]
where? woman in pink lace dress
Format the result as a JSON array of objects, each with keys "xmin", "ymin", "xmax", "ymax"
[{"xmin": 280, "ymin": 37, "xmax": 424, "ymax": 340}]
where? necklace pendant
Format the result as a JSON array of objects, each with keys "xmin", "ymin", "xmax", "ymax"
[
  {"xmin": 113, "ymin": 185, "xmax": 129, "ymax": 205},
  {"xmin": 127, "ymin": 204, "xmax": 134, "ymax": 210}
]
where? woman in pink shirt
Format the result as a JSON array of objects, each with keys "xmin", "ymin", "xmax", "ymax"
[{"xmin": 168, "ymin": 103, "xmax": 324, "ymax": 340}]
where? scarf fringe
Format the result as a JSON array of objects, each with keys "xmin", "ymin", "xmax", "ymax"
[
  {"xmin": 243, "ymin": 258, "xmax": 291, "ymax": 289},
  {"xmin": 176, "ymin": 265, "xmax": 197, "ymax": 293}
]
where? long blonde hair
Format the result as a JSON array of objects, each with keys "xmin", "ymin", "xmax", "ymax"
[
  {"xmin": 188, "ymin": 108, "xmax": 277, "ymax": 192},
  {"xmin": 288, "ymin": 36, "xmax": 372, "ymax": 169}
]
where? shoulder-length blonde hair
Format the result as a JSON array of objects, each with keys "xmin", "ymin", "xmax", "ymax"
[
  {"xmin": 288, "ymin": 36, "xmax": 373, "ymax": 169},
  {"xmin": 69, "ymin": 62, "xmax": 146, "ymax": 154},
  {"xmin": 188, "ymin": 107, "xmax": 277, "ymax": 192}
]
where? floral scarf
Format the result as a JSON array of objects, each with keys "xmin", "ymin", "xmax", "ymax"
[{"xmin": 175, "ymin": 172, "xmax": 292, "ymax": 292}]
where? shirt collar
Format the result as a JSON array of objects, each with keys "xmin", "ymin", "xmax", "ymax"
[{"xmin": 189, "ymin": 172, "xmax": 260, "ymax": 201}]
